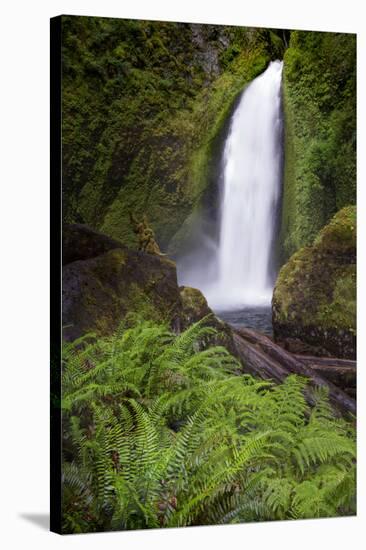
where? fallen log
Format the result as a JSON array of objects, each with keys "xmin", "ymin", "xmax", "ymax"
[
  {"xmin": 233, "ymin": 334, "xmax": 293, "ymax": 385},
  {"xmin": 309, "ymin": 364, "xmax": 356, "ymax": 388},
  {"xmin": 235, "ymin": 327, "xmax": 356, "ymax": 388},
  {"xmin": 345, "ymin": 388, "xmax": 357, "ymax": 400},
  {"xmin": 294, "ymin": 354, "xmax": 356, "ymax": 370},
  {"xmin": 233, "ymin": 333, "xmax": 317, "ymax": 408},
  {"xmin": 235, "ymin": 327, "xmax": 276, "ymax": 346},
  {"xmin": 233, "ymin": 329, "xmax": 356, "ymax": 416}
]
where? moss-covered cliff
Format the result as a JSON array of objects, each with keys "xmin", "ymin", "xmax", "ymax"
[
  {"xmin": 62, "ymin": 16, "xmax": 286, "ymax": 250},
  {"xmin": 62, "ymin": 19, "xmax": 356, "ymax": 285},
  {"xmin": 280, "ymin": 31, "xmax": 356, "ymax": 261}
]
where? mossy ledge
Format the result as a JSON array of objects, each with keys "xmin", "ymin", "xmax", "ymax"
[{"xmin": 272, "ymin": 206, "xmax": 356, "ymax": 358}]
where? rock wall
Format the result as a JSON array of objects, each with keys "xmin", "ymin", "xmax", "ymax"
[
  {"xmin": 279, "ymin": 31, "xmax": 356, "ymax": 262},
  {"xmin": 62, "ymin": 17, "xmax": 285, "ymax": 252}
]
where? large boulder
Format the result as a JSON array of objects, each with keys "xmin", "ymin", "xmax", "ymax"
[
  {"xmin": 62, "ymin": 225, "xmax": 235, "ymax": 351},
  {"xmin": 272, "ymin": 206, "xmax": 356, "ymax": 358},
  {"xmin": 63, "ymin": 225, "xmax": 182, "ymax": 341}
]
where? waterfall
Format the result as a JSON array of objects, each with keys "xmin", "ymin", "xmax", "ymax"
[{"xmin": 177, "ymin": 60, "xmax": 283, "ymax": 311}]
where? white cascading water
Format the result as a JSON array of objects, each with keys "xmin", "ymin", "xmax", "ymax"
[{"xmin": 178, "ymin": 60, "xmax": 283, "ymax": 311}]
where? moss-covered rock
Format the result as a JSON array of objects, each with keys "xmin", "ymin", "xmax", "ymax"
[
  {"xmin": 62, "ymin": 225, "xmax": 236, "ymax": 352},
  {"xmin": 62, "ymin": 224, "xmax": 236, "ymax": 360},
  {"xmin": 179, "ymin": 286, "xmax": 212, "ymax": 326},
  {"xmin": 179, "ymin": 286, "xmax": 235, "ymax": 354},
  {"xmin": 62, "ymin": 225, "xmax": 182, "ymax": 341},
  {"xmin": 272, "ymin": 206, "xmax": 356, "ymax": 358}
]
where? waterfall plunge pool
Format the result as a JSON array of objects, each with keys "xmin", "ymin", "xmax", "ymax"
[{"xmin": 214, "ymin": 306, "xmax": 273, "ymax": 336}]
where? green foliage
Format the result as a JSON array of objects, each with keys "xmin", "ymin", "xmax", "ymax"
[
  {"xmin": 61, "ymin": 320, "xmax": 356, "ymax": 533},
  {"xmin": 273, "ymin": 205, "xmax": 356, "ymax": 335},
  {"xmin": 61, "ymin": 16, "xmax": 281, "ymax": 250},
  {"xmin": 62, "ymin": 19, "xmax": 356, "ymax": 262},
  {"xmin": 280, "ymin": 31, "xmax": 356, "ymax": 260}
]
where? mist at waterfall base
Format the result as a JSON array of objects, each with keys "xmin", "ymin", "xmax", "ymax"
[{"xmin": 177, "ymin": 61, "xmax": 283, "ymax": 335}]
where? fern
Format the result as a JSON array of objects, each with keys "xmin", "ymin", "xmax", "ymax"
[{"xmin": 61, "ymin": 319, "xmax": 356, "ymax": 533}]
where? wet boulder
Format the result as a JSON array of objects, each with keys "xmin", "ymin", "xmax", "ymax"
[
  {"xmin": 272, "ymin": 206, "xmax": 356, "ymax": 359},
  {"xmin": 63, "ymin": 224, "xmax": 182, "ymax": 341}
]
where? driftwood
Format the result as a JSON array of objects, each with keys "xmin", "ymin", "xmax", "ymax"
[{"xmin": 233, "ymin": 328, "xmax": 356, "ymax": 416}]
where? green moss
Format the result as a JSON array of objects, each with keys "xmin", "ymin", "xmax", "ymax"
[
  {"xmin": 279, "ymin": 81, "xmax": 298, "ymax": 258},
  {"xmin": 118, "ymin": 282, "xmax": 169, "ymax": 326},
  {"xmin": 95, "ymin": 248, "xmax": 126, "ymax": 274},
  {"xmin": 61, "ymin": 16, "xmax": 283, "ymax": 251},
  {"xmin": 180, "ymin": 286, "xmax": 208, "ymax": 314},
  {"xmin": 273, "ymin": 206, "xmax": 356, "ymax": 331},
  {"xmin": 280, "ymin": 31, "xmax": 356, "ymax": 261},
  {"xmin": 315, "ymin": 205, "xmax": 356, "ymax": 253},
  {"xmin": 317, "ymin": 267, "xmax": 356, "ymax": 331}
]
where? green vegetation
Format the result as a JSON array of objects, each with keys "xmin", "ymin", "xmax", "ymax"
[
  {"xmin": 274, "ymin": 206, "xmax": 356, "ymax": 330},
  {"xmin": 62, "ymin": 17, "xmax": 286, "ymax": 250},
  {"xmin": 62, "ymin": 19, "xmax": 356, "ymax": 261},
  {"xmin": 280, "ymin": 31, "xmax": 356, "ymax": 260},
  {"xmin": 273, "ymin": 206, "xmax": 356, "ymax": 357},
  {"xmin": 60, "ymin": 22, "xmax": 357, "ymax": 533},
  {"xmin": 62, "ymin": 319, "xmax": 356, "ymax": 533}
]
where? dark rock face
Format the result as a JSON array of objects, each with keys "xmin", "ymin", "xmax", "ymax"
[
  {"xmin": 272, "ymin": 206, "xmax": 356, "ymax": 359},
  {"xmin": 63, "ymin": 223, "xmax": 123, "ymax": 265},
  {"xmin": 63, "ymin": 225, "xmax": 182, "ymax": 341}
]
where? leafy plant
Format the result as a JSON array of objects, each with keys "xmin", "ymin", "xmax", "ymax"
[{"xmin": 61, "ymin": 320, "xmax": 356, "ymax": 533}]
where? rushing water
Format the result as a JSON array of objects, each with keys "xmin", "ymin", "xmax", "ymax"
[{"xmin": 177, "ymin": 60, "xmax": 283, "ymax": 331}]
